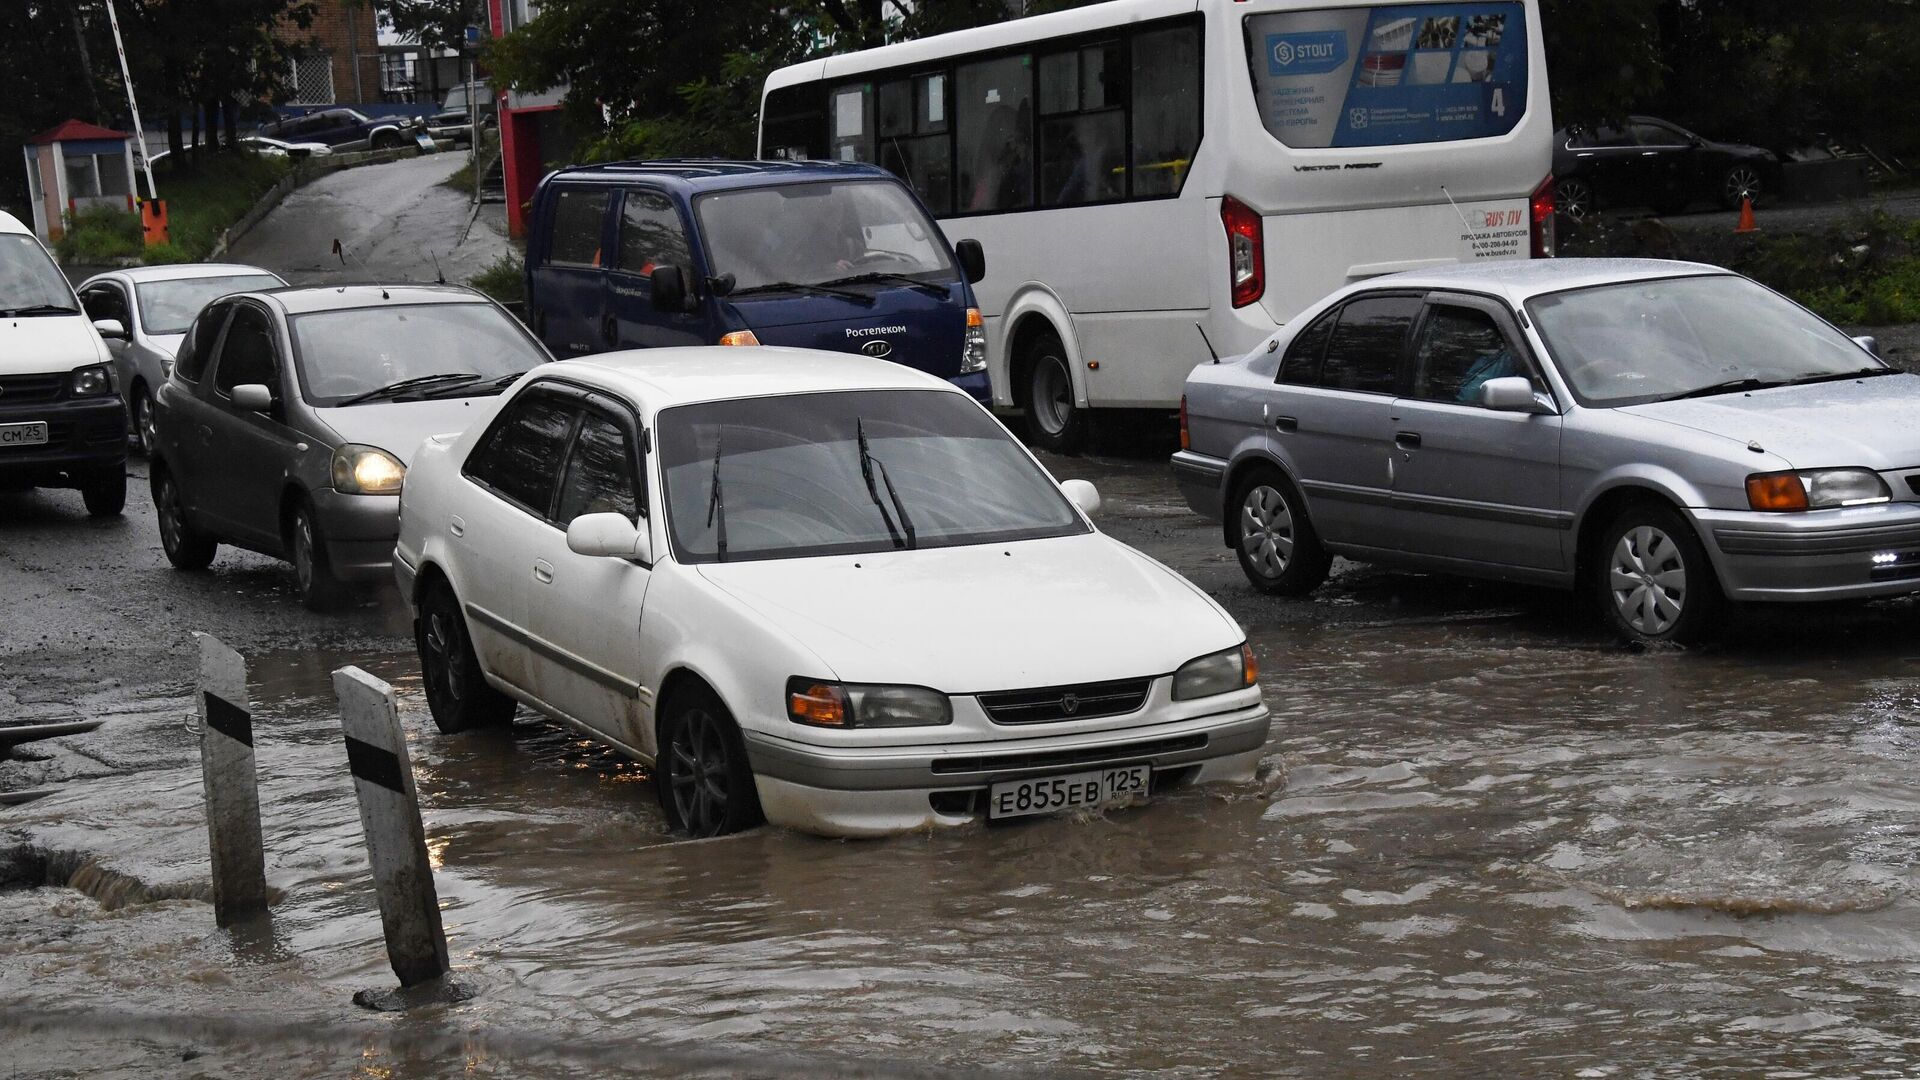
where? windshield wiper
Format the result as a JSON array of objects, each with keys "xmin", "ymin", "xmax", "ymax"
[
  {"xmin": 2, "ymin": 304, "xmax": 80, "ymax": 317},
  {"xmin": 728, "ymin": 280, "xmax": 874, "ymax": 304},
  {"xmin": 337, "ymin": 372, "xmax": 481, "ymax": 405},
  {"xmin": 855, "ymin": 418, "xmax": 916, "ymax": 550},
  {"xmin": 418, "ymin": 369, "xmax": 531, "ymax": 398},
  {"xmin": 705, "ymin": 435, "xmax": 728, "ymax": 563},
  {"xmin": 1785, "ymin": 366, "xmax": 1900, "ymax": 386},
  {"xmin": 1657, "ymin": 377, "xmax": 1782, "ymax": 402},
  {"xmin": 819, "ymin": 272, "xmax": 950, "ymax": 298}
]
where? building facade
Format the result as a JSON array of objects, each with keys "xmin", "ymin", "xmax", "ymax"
[
  {"xmin": 281, "ymin": 0, "xmax": 383, "ymax": 106},
  {"xmin": 488, "ymin": 0, "xmax": 567, "ymax": 236}
]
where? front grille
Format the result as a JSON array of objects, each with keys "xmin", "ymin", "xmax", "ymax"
[
  {"xmin": 931, "ymin": 733, "xmax": 1207, "ymax": 776},
  {"xmin": 977, "ymin": 677, "xmax": 1153, "ymax": 725},
  {"xmin": 0, "ymin": 373, "xmax": 65, "ymax": 405}
]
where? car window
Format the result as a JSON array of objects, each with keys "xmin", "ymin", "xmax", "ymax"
[
  {"xmin": 466, "ymin": 392, "xmax": 579, "ymax": 518},
  {"xmin": 81, "ymin": 284, "xmax": 129, "ymax": 326},
  {"xmin": 616, "ymin": 190, "xmax": 690, "ymax": 276},
  {"xmin": 135, "ymin": 273, "xmax": 282, "ymax": 336},
  {"xmin": 555, "ymin": 411, "xmax": 642, "ymax": 526},
  {"xmin": 212, "ymin": 306, "xmax": 280, "ymax": 398},
  {"xmin": 1571, "ymin": 125, "xmax": 1632, "ymax": 149},
  {"xmin": 175, "ymin": 304, "xmax": 230, "ymax": 382},
  {"xmin": 1412, "ymin": 305, "xmax": 1528, "ymax": 404},
  {"xmin": 1278, "ymin": 308, "xmax": 1337, "ymax": 385},
  {"xmin": 547, "ymin": 187, "xmax": 609, "ymax": 268},
  {"xmin": 1630, "ymin": 121, "xmax": 1683, "ymax": 146},
  {"xmin": 1319, "ymin": 296, "xmax": 1419, "ymax": 394}
]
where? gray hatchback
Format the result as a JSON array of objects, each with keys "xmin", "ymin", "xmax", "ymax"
[
  {"xmin": 1176, "ymin": 259, "xmax": 1905, "ymax": 644},
  {"xmin": 149, "ymin": 284, "xmax": 551, "ymax": 608}
]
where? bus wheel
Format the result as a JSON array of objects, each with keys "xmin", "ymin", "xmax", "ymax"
[{"xmin": 1021, "ymin": 331, "xmax": 1087, "ymax": 454}]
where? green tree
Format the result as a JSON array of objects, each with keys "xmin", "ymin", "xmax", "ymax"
[{"xmin": 383, "ymin": 0, "xmax": 487, "ymax": 54}]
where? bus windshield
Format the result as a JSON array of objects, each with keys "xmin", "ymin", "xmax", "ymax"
[
  {"xmin": 694, "ymin": 180, "xmax": 957, "ymax": 294},
  {"xmin": 1246, "ymin": 2, "xmax": 1527, "ymax": 148}
]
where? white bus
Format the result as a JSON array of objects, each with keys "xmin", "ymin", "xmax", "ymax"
[{"xmin": 761, "ymin": 0, "xmax": 1553, "ymax": 451}]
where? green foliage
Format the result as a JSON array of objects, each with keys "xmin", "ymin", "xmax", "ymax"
[
  {"xmin": 150, "ymin": 150, "xmax": 292, "ymax": 262},
  {"xmin": 382, "ymin": 0, "xmax": 487, "ymax": 54},
  {"xmin": 468, "ymin": 254, "xmax": 526, "ymax": 306},
  {"xmin": 55, "ymin": 207, "xmax": 146, "ymax": 265}
]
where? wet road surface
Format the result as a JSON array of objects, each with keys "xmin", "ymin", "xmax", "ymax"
[{"xmin": 5, "ymin": 450, "xmax": 1920, "ymax": 1077}]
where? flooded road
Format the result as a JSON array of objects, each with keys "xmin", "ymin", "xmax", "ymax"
[{"xmin": 5, "ymin": 453, "xmax": 1920, "ymax": 1076}]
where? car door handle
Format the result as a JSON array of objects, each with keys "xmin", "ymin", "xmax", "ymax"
[
  {"xmin": 1273, "ymin": 415, "xmax": 1297, "ymax": 433},
  {"xmin": 532, "ymin": 560, "xmax": 554, "ymax": 585},
  {"xmin": 1395, "ymin": 431, "xmax": 1422, "ymax": 450},
  {"xmin": 449, "ymin": 515, "xmax": 465, "ymax": 538}
]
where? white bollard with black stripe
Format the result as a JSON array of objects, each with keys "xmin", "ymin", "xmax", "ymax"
[
  {"xmin": 333, "ymin": 666, "xmax": 450, "ymax": 989},
  {"xmin": 195, "ymin": 632, "xmax": 268, "ymax": 927}
]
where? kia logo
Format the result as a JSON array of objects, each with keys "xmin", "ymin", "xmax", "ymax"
[
  {"xmin": 1060, "ymin": 692, "xmax": 1081, "ymax": 715},
  {"xmin": 860, "ymin": 339, "xmax": 892, "ymax": 358}
]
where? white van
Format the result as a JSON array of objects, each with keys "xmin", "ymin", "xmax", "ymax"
[{"xmin": 0, "ymin": 210, "xmax": 128, "ymax": 515}]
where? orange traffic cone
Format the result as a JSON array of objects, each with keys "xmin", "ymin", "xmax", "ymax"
[{"xmin": 1735, "ymin": 197, "xmax": 1757, "ymax": 234}]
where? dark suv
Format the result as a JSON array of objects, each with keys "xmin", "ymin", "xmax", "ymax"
[
  {"xmin": 257, "ymin": 108, "xmax": 423, "ymax": 153},
  {"xmin": 1553, "ymin": 116, "xmax": 1779, "ymax": 220}
]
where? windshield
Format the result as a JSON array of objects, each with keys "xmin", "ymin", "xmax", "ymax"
[
  {"xmin": 695, "ymin": 180, "xmax": 956, "ymax": 294},
  {"xmin": 660, "ymin": 389, "xmax": 1086, "ymax": 563},
  {"xmin": 0, "ymin": 234, "xmax": 78, "ymax": 314},
  {"xmin": 1527, "ymin": 275, "xmax": 1883, "ymax": 407},
  {"xmin": 289, "ymin": 302, "xmax": 548, "ymax": 406},
  {"xmin": 136, "ymin": 274, "xmax": 281, "ymax": 336}
]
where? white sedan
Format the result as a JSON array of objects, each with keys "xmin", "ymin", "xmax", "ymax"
[{"xmin": 394, "ymin": 348, "xmax": 1269, "ymax": 838}]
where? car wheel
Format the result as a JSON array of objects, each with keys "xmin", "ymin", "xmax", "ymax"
[
  {"xmin": 658, "ymin": 685, "xmax": 762, "ymax": 838},
  {"xmin": 1021, "ymin": 331, "xmax": 1089, "ymax": 454},
  {"xmin": 288, "ymin": 499, "xmax": 348, "ymax": 611},
  {"xmin": 1556, "ymin": 177, "xmax": 1595, "ymax": 223},
  {"xmin": 130, "ymin": 384, "xmax": 156, "ymax": 457},
  {"xmin": 1595, "ymin": 505, "xmax": 1721, "ymax": 645},
  {"xmin": 152, "ymin": 463, "xmax": 216, "ymax": 570},
  {"xmin": 1229, "ymin": 468, "xmax": 1330, "ymax": 596},
  {"xmin": 417, "ymin": 581, "xmax": 515, "ymax": 734},
  {"xmin": 80, "ymin": 467, "xmax": 125, "ymax": 518},
  {"xmin": 372, "ymin": 131, "xmax": 400, "ymax": 151},
  {"xmin": 1722, "ymin": 165, "xmax": 1763, "ymax": 210}
]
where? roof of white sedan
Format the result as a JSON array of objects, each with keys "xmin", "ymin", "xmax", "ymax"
[
  {"xmin": 0, "ymin": 211, "xmax": 30, "ymax": 235},
  {"xmin": 1373, "ymin": 257, "xmax": 1727, "ymax": 301},
  {"xmin": 256, "ymin": 283, "xmax": 493, "ymax": 314},
  {"xmin": 104, "ymin": 263, "xmax": 284, "ymax": 284},
  {"xmin": 555, "ymin": 347, "xmax": 955, "ymax": 406}
]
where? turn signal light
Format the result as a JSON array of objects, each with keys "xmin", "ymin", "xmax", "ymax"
[
  {"xmin": 1746, "ymin": 472, "xmax": 1809, "ymax": 512},
  {"xmin": 1530, "ymin": 174, "xmax": 1557, "ymax": 259},
  {"xmin": 1242, "ymin": 644, "xmax": 1259, "ymax": 687},
  {"xmin": 718, "ymin": 330, "xmax": 761, "ymax": 347},
  {"xmin": 1178, "ymin": 395, "xmax": 1191, "ymax": 451},
  {"xmin": 787, "ymin": 681, "xmax": 848, "ymax": 726}
]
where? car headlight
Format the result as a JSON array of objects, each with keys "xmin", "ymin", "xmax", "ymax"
[
  {"xmin": 330, "ymin": 444, "xmax": 407, "ymax": 495},
  {"xmin": 1745, "ymin": 468, "xmax": 1889, "ymax": 512},
  {"xmin": 1172, "ymin": 644, "xmax": 1258, "ymax": 701},
  {"xmin": 960, "ymin": 307, "xmax": 987, "ymax": 374},
  {"xmin": 786, "ymin": 678, "xmax": 952, "ymax": 728},
  {"xmin": 70, "ymin": 364, "xmax": 112, "ymax": 397}
]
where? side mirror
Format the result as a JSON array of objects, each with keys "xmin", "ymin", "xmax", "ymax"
[
  {"xmin": 954, "ymin": 239, "xmax": 986, "ymax": 284},
  {"xmin": 1060, "ymin": 478, "xmax": 1101, "ymax": 516},
  {"xmin": 1854, "ymin": 335, "xmax": 1880, "ymax": 357},
  {"xmin": 650, "ymin": 265, "xmax": 689, "ymax": 313},
  {"xmin": 231, "ymin": 383, "xmax": 274, "ymax": 413},
  {"xmin": 1480, "ymin": 376, "xmax": 1550, "ymax": 414},
  {"xmin": 93, "ymin": 318, "xmax": 127, "ymax": 341},
  {"xmin": 567, "ymin": 511, "xmax": 652, "ymax": 563}
]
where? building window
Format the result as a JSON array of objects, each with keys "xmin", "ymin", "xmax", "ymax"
[
  {"xmin": 292, "ymin": 52, "xmax": 336, "ymax": 105},
  {"xmin": 65, "ymin": 154, "xmax": 100, "ymax": 199},
  {"xmin": 95, "ymin": 154, "xmax": 129, "ymax": 197}
]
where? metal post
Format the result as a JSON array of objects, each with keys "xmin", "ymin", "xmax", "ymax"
[
  {"xmin": 195, "ymin": 633, "xmax": 268, "ymax": 927},
  {"xmin": 334, "ymin": 666, "xmax": 449, "ymax": 988},
  {"xmin": 102, "ymin": 0, "xmax": 156, "ymax": 201},
  {"xmin": 468, "ymin": 58, "xmax": 479, "ymax": 204}
]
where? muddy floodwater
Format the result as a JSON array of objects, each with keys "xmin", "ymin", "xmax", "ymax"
[{"xmin": 5, "ymin": 455, "xmax": 1920, "ymax": 1076}]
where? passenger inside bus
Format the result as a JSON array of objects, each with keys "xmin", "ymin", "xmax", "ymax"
[{"xmin": 966, "ymin": 104, "xmax": 1031, "ymax": 211}]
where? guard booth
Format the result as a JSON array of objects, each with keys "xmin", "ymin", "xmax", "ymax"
[{"xmin": 20, "ymin": 120, "xmax": 139, "ymax": 243}]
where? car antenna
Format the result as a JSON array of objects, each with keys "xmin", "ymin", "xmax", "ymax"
[
  {"xmin": 1195, "ymin": 322, "xmax": 1221, "ymax": 364},
  {"xmin": 1437, "ymin": 184, "xmax": 1474, "ymax": 232},
  {"xmin": 430, "ymin": 250, "xmax": 446, "ymax": 285}
]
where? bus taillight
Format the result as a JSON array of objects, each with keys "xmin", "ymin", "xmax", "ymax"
[
  {"xmin": 1530, "ymin": 175, "xmax": 1557, "ymax": 259},
  {"xmin": 1221, "ymin": 195, "xmax": 1264, "ymax": 308}
]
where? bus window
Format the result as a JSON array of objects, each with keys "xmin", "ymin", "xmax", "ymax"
[
  {"xmin": 879, "ymin": 73, "xmax": 954, "ymax": 214},
  {"xmin": 1131, "ymin": 25, "xmax": 1201, "ymax": 197},
  {"xmin": 763, "ymin": 84, "xmax": 824, "ymax": 160},
  {"xmin": 956, "ymin": 55, "xmax": 1033, "ymax": 213},
  {"xmin": 831, "ymin": 84, "xmax": 874, "ymax": 163},
  {"xmin": 1039, "ymin": 42, "xmax": 1126, "ymax": 207}
]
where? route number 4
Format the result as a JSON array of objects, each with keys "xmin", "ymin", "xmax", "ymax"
[{"xmin": 1490, "ymin": 88, "xmax": 1506, "ymax": 117}]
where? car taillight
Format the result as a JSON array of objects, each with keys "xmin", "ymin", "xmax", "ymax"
[
  {"xmin": 1178, "ymin": 395, "xmax": 1191, "ymax": 451},
  {"xmin": 1221, "ymin": 195, "xmax": 1264, "ymax": 308},
  {"xmin": 1530, "ymin": 175, "xmax": 1556, "ymax": 259}
]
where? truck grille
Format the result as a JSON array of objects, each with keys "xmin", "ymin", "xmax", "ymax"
[
  {"xmin": 0, "ymin": 373, "xmax": 65, "ymax": 405},
  {"xmin": 977, "ymin": 677, "xmax": 1153, "ymax": 725}
]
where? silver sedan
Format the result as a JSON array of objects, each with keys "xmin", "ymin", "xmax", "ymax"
[
  {"xmin": 76, "ymin": 264, "xmax": 285, "ymax": 454},
  {"xmin": 1175, "ymin": 258, "xmax": 1905, "ymax": 644}
]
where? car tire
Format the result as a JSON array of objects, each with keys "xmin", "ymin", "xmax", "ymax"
[
  {"xmin": 152, "ymin": 462, "xmax": 216, "ymax": 570},
  {"xmin": 1556, "ymin": 177, "xmax": 1595, "ymax": 223},
  {"xmin": 1020, "ymin": 330, "xmax": 1089, "ymax": 455},
  {"xmin": 1228, "ymin": 467, "xmax": 1330, "ymax": 596},
  {"xmin": 80, "ymin": 467, "xmax": 125, "ymax": 518},
  {"xmin": 1721, "ymin": 164, "xmax": 1763, "ymax": 210},
  {"xmin": 1594, "ymin": 504, "xmax": 1722, "ymax": 646},
  {"xmin": 657, "ymin": 685, "xmax": 763, "ymax": 838},
  {"xmin": 417, "ymin": 581, "xmax": 515, "ymax": 735},
  {"xmin": 371, "ymin": 131, "xmax": 400, "ymax": 151},
  {"xmin": 288, "ymin": 499, "xmax": 348, "ymax": 612},
  {"xmin": 130, "ymin": 384, "xmax": 156, "ymax": 457}
]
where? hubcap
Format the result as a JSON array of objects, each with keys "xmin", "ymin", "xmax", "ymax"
[
  {"xmin": 1727, "ymin": 168, "xmax": 1760, "ymax": 204},
  {"xmin": 1609, "ymin": 525, "xmax": 1687, "ymax": 635},
  {"xmin": 293, "ymin": 512, "xmax": 315, "ymax": 593},
  {"xmin": 1239, "ymin": 484, "xmax": 1295, "ymax": 579},
  {"xmin": 669, "ymin": 709, "xmax": 731, "ymax": 836},
  {"xmin": 134, "ymin": 394, "xmax": 154, "ymax": 454},
  {"xmin": 423, "ymin": 606, "xmax": 465, "ymax": 704},
  {"xmin": 1559, "ymin": 181, "xmax": 1591, "ymax": 222},
  {"xmin": 1032, "ymin": 355, "xmax": 1072, "ymax": 436},
  {"xmin": 156, "ymin": 476, "xmax": 181, "ymax": 552}
]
